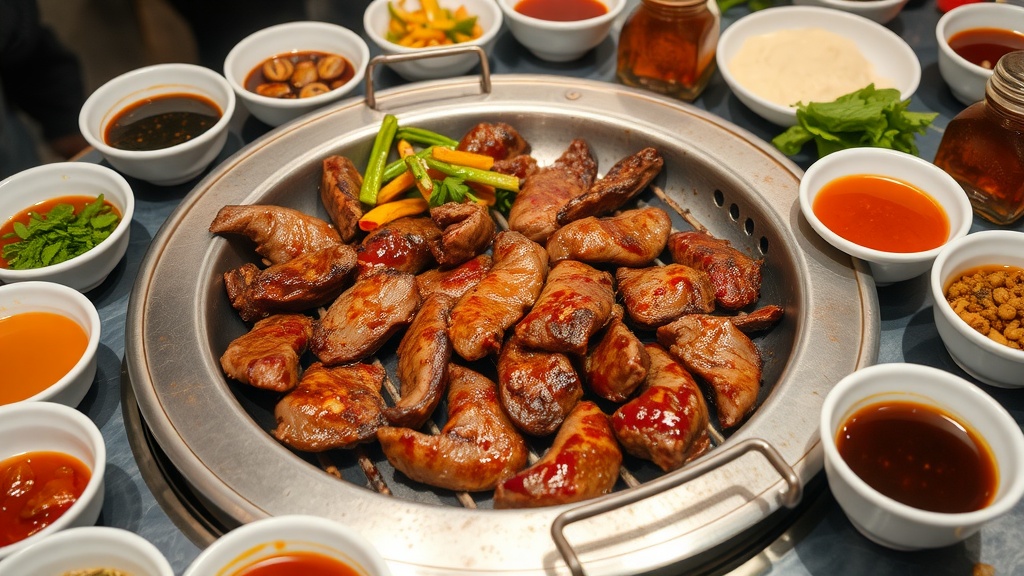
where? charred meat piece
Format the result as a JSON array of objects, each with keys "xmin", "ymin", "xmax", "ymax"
[
  {"xmin": 616, "ymin": 264, "xmax": 716, "ymax": 330},
  {"xmin": 320, "ymin": 155, "xmax": 364, "ymax": 243},
  {"xmin": 429, "ymin": 202, "xmax": 496, "ymax": 268},
  {"xmin": 219, "ymin": 313, "xmax": 313, "ymax": 393},
  {"xmin": 493, "ymin": 154, "xmax": 538, "ymax": 180},
  {"xmin": 498, "ymin": 334, "xmax": 583, "ymax": 437},
  {"xmin": 557, "ymin": 147, "xmax": 664, "ymax": 224},
  {"xmin": 457, "ymin": 122, "xmax": 530, "ymax": 160},
  {"xmin": 657, "ymin": 314, "xmax": 763, "ymax": 429},
  {"xmin": 383, "ymin": 293, "xmax": 455, "ymax": 429},
  {"xmin": 585, "ymin": 310, "xmax": 650, "ymax": 403},
  {"xmin": 415, "ymin": 254, "xmax": 492, "ymax": 301},
  {"xmin": 357, "ymin": 216, "xmax": 441, "ymax": 278},
  {"xmin": 507, "ymin": 139, "xmax": 598, "ymax": 243},
  {"xmin": 612, "ymin": 344, "xmax": 711, "ymax": 472},
  {"xmin": 378, "ymin": 364, "xmax": 529, "ymax": 492},
  {"xmin": 273, "ymin": 362, "xmax": 387, "ymax": 452},
  {"xmin": 209, "ymin": 204, "xmax": 341, "ymax": 266},
  {"xmin": 449, "ymin": 231, "xmax": 549, "ymax": 361},
  {"xmin": 494, "ymin": 401, "xmax": 622, "ymax": 509},
  {"xmin": 224, "ymin": 243, "xmax": 357, "ymax": 322},
  {"xmin": 547, "ymin": 207, "xmax": 672, "ymax": 267},
  {"xmin": 514, "ymin": 260, "xmax": 615, "ymax": 356},
  {"xmin": 730, "ymin": 305, "xmax": 784, "ymax": 334},
  {"xmin": 667, "ymin": 230, "xmax": 763, "ymax": 310},
  {"xmin": 311, "ymin": 269, "xmax": 421, "ymax": 365}
]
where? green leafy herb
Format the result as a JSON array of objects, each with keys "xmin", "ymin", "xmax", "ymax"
[
  {"xmin": 429, "ymin": 176, "xmax": 479, "ymax": 208},
  {"xmin": 771, "ymin": 84, "xmax": 938, "ymax": 159},
  {"xmin": 1, "ymin": 195, "xmax": 121, "ymax": 270}
]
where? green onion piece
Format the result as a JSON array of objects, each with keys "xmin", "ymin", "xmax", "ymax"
[
  {"xmin": 382, "ymin": 146, "xmax": 434, "ymax": 183},
  {"xmin": 359, "ymin": 114, "xmax": 400, "ymax": 206},
  {"xmin": 395, "ymin": 126, "xmax": 459, "ymax": 148},
  {"xmin": 424, "ymin": 157, "xmax": 520, "ymax": 192},
  {"xmin": 404, "ymin": 155, "xmax": 434, "ymax": 198}
]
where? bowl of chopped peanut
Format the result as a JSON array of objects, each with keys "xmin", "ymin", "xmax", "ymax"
[{"xmin": 931, "ymin": 230, "xmax": 1024, "ymax": 388}]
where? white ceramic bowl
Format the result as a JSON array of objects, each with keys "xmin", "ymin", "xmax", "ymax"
[
  {"xmin": 936, "ymin": 3, "xmax": 1024, "ymax": 106},
  {"xmin": 1, "ymin": 526, "xmax": 173, "ymax": 576},
  {"xmin": 0, "ymin": 162, "xmax": 134, "ymax": 292},
  {"xmin": 496, "ymin": 0, "xmax": 626, "ymax": 62},
  {"xmin": 792, "ymin": 0, "xmax": 908, "ymax": 25},
  {"xmin": 799, "ymin": 147, "xmax": 973, "ymax": 285},
  {"xmin": 0, "ymin": 402, "xmax": 106, "ymax": 560},
  {"xmin": 717, "ymin": 6, "xmax": 921, "ymax": 127},
  {"xmin": 184, "ymin": 515, "xmax": 391, "ymax": 576},
  {"xmin": 0, "ymin": 281, "xmax": 101, "ymax": 407},
  {"xmin": 820, "ymin": 363, "xmax": 1024, "ymax": 550},
  {"xmin": 79, "ymin": 63, "xmax": 235, "ymax": 187},
  {"xmin": 224, "ymin": 21, "xmax": 370, "ymax": 127},
  {"xmin": 930, "ymin": 230, "xmax": 1024, "ymax": 388},
  {"xmin": 364, "ymin": 0, "xmax": 503, "ymax": 81}
]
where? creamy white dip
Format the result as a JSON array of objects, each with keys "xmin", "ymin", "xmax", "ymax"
[{"xmin": 728, "ymin": 28, "xmax": 894, "ymax": 107}]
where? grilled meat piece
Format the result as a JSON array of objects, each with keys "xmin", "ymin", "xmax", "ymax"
[
  {"xmin": 494, "ymin": 401, "xmax": 622, "ymax": 509},
  {"xmin": 449, "ymin": 231, "xmax": 549, "ymax": 361},
  {"xmin": 657, "ymin": 314, "xmax": 763, "ymax": 429},
  {"xmin": 497, "ymin": 335, "xmax": 583, "ymax": 437},
  {"xmin": 616, "ymin": 264, "xmax": 716, "ymax": 330},
  {"xmin": 320, "ymin": 155, "xmax": 364, "ymax": 243},
  {"xmin": 383, "ymin": 293, "xmax": 455, "ymax": 429},
  {"xmin": 272, "ymin": 362, "xmax": 387, "ymax": 452},
  {"xmin": 224, "ymin": 243, "xmax": 358, "ymax": 322},
  {"xmin": 311, "ymin": 269, "xmax": 421, "ymax": 365},
  {"xmin": 730, "ymin": 305, "xmax": 784, "ymax": 334},
  {"xmin": 557, "ymin": 147, "xmax": 664, "ymax": 224},
  {"xmin": 667, "ymin": 230, "xmax": 763, "ymax": 310},
  {"xmin": 429, "ymin": 202, "xmax": 496, "ymax": 268},
  {"xmin": 612, "ymin": 344, "xmax": 711, "ymax": 472},
  {"xmin": 219, "ymin": 313, "xmax": 313, "ymax": 393},
  {"xmin": 415, "ymin": 254, "xmax": 492, "ymax": 301},
  {"xmin": 507, "ymin": 139, "xmax": 598, "ymax": 243},
  {"xmin": 493, "ymin": 154, "xmax": 538, "ymax": 180},
  {"xmin": 546, "ymin": 206, "xmax": 672, "ymax": 267},
  {"xmin": 209, "ymin": 204, "xmax": 341, "ymax": 266},
  {"xmin": 585, "ymin": 309, "xmax": 650, "ymax": 402},
  {"xmin": 457, "ymin": 122, "xmax": 530, "ymax": 160},
  {"xmin": 378, "ymin": 364, "xmax": 529, "ymax": 492},
  {"xmin": 357, "ymin": 216, "xmax": 441, "ymax": 278},
  {"xmin": 514, "ymin": 260, "xmax": 615, "ymax": 356}
]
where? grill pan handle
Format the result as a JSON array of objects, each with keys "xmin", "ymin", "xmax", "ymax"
[
  {"xmin": 550, "ymin": 437, "xmax": 803, "ymax": 576},
  {"xmin": 364, "ymin": 45, "xmax": 492, "ymax": 110}
]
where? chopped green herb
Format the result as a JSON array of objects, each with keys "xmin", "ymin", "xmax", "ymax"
[
  {"xmin": 771, "ymin": 84, "xmax": 938, "ymax": 159},
  {"xmin": 429, "ymin": 176, "xmax": 479, "ymax": 208},
  {"xmin": 1, "ymin": 195, "xmax": 121, "ymax": 270}
]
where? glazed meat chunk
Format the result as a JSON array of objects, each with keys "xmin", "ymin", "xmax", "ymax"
[
  {"xmin": 273, "ymin": 362, "xmax": 387, "ymax": 452},
  {"xmin": 378, "ymin": 364, "xmax": 529, "ymax": 492},
  {"xmin": 585, "ymin": 308, "xmax": 650, "ymax": 403},
  {"xmin": 667, "ymin": 230, "xmax": 763, "ymax": 310},
  {"xmin": 546, "ymin": 206, "xmax": 672, "ymax": 267},
  {"xmin": 223, "ymin": 243, "xmax": 357, "ymax": 322},
  {"xmin": 429, "ymin": 202, "xmax": 496, "ymax": 268},
  {"xmin": 612, "ymin": 344, "xmax": 711, "ymax": 472},
  {"xmin": 557, "ymin": 147, "xmax": 664, "ymax": 224},
  {"xmin": 449, "ymin": 231, "xmax": 549, "ymax": 361},
  {"xmin": 356, "ymin": 216, "xmax": 441, "ymax": 278},
  {"xmin": 657, "ymin": 314, "xmax": 763, "ymax": 429},
  {"xmin": 494, "ymin": 401, "xmax": 622, "ymax": 509},
  {"xmin": 219, "ymin": 313, "xmax": 313, "ymax": 393},
  {"xmin": 311, "ymin": 269, "xmax": 421, "ymax": 365},
  {"xmin": 514, "ymin": 260, "xmax": 615, "ymax": 356},
  {"xmin": 415, "ymin": 254, "xmax": 492, "ymax": 301},
  {"xmin": 497, "ymin": 335, "xmax": 583, "ymax": 437},
  {"xmin": 616, "ymin": 264, "xmax": 716, "ymax": 330},
  {"xmin": 209, "ymin": 204, "xmax": 341, "ymax": 266},
  {"xmin": 507, "ymin": 139, "xmax": 597, "ymax": 243},
  {"xmin": 320, "ymin": 155, "xmax": 364, "ymax": 243},
  {"xmin": 457, "ymin": 121, "xmax": 530, "ymax": 160}
]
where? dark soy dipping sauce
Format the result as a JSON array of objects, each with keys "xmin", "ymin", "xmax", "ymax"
[
  {"xmin": 514, "ymin": 0, "xmax": 608, "ymax": 21},
  {"xmin": 104, "ymin": 93, "xmax": 221, "ymax": 151},
  {"xmin": 836, "ymin": 401, "xmax": 997, "ymax": 513},
  {"xmin": 948, "ymin": 27, "xmax": 1024, "ymax": 70}
]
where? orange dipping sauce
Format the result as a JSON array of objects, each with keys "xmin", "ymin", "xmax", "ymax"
[
  {"xmin": 0, "ymin": 451, "xmax": 92, "ymax": 546},
  {"xmin": 232, "ymin": 550, "xmax": 363, "ymax": 576},
  {"xmin": 0, "ymin": 311, "xmax": 89, "ymax": 405},
  {"xmin": 812, "ymin": 174, "xmax": 950, "ymax": 253},
  {"xmin": 514, "ymin": 0, "xmax": 608, "ymax": 21}
]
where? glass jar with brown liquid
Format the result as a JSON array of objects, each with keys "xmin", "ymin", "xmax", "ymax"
[
  {"xmin": 933, "ymin": 51, "xmax": 1024, "ymax": 225},
  {"xmin": 616, "ymin": 0, "xmax": 720, "ymax": 102}
]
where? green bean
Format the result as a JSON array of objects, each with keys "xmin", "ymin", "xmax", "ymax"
[
  {"xmin": 396, "ymin": 126, "xmax": 459, "ymax": 148},
  {"xmin": 381, "ymin": 146, "xmax": 434, "ymax": 182},
  {"xmin": 424, "ymin": 157, "xmax": 520, "ymax": 192},
  {"xmin": 405, "ymin": 155, "xmax": 434, "ymax": 198},
  {"xmin": 359, "ymin": 114, "xmax": 399, "ymax": 205}
]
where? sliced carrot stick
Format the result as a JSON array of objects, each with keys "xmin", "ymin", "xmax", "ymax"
[
  {"xmin": 431, "ymin": 147, "xmax": 494, "ymax": 170},
  {"xmin": 358, "ymin": 198, "xmax": 429, "ymax": 231},
  {"xmin": 376, "ymin": 170, "xmax": 417, "ymax": 204}
]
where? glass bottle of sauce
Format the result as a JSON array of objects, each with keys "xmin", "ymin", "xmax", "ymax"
[
  {"xmin": 934, "ymin": 51, "xmax": 1024, "ymax": 226},
  {"xmin": 616, "ymin": 0, "xmax": 720, "ymax": 102}
]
